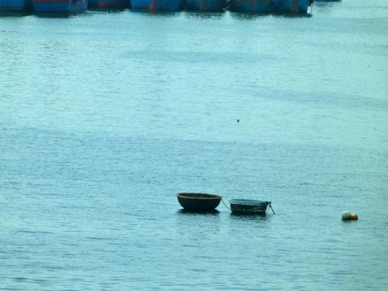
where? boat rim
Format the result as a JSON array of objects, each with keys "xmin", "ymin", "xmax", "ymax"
[
  {"xmin": 177, "ymin": 193, "xmax": 222, "ymax": 199},
  {"xmin": 229, "ymin": 199, "xmax": 269, "ymax": 205}
]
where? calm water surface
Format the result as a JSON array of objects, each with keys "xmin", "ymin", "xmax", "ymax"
[{"xmin": 1, "ymin": 0, "xmax": 387, "ymax": 289}]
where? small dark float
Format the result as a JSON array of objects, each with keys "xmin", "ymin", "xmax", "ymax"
[{"xmin": 177, "ymin": 192, "xmax": 222, "ymax": 211}]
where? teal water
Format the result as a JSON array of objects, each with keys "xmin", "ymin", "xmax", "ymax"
[{"xmin": 1, "ymin": 1, "xmax": 388, "ymax": 289}]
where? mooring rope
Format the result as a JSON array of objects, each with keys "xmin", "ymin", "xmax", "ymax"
[
  {"xmin": 269, "ymin": 202, "xmax": 276, "ymax": 214},
  {"xmin": 221, "ymin": 198, "xmax": 231, "ymax": 210}
]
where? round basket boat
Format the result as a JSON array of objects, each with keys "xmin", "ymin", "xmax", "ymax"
[{"xmin": 177, "ymin": 193, "xmax": 222, "ymax": 211}]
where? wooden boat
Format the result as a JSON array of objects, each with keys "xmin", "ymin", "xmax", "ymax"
[
  {"xmin": 0, "ymin": 0, "xmax": 31, "ymax": 11},
  {"xmin": 228, "ymin": 0, "xmax": 271, "ymax": 13},
  {"xmin": 177, "ymin": 193, "xmax": 222, "ymax": 211},
  {"xmin": 271, "ymin": 0, "xmax": 312, "ymax": 14},
  {"xmin": 229, "ymin": 199, "xmax": 271, "ymax": 213},
  {"xmin": 130, "ymin": 0, "xmax": 184, "ymax": 12},
  {"xmin": 185, "ymin": 0, "xmax": 226, "ymax": 12},
  {"xmin": 31, "ymin": 0, "xmax": 88, "ymax": 14}
]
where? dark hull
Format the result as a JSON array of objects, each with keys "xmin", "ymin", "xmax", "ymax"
[{"xmin": 177, "ymin": 193, "xmax": 222, "ymax": 211}]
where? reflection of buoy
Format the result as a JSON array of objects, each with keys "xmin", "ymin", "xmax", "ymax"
[
  {"xmin": 342, "ymin": 211, "xmax": 352, "ymax": 221},
  {"xmin": 351, "ymin": 213, "xmax": 358, "ymax": 220}
]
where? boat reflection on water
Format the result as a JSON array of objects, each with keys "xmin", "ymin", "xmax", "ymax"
[
  {"xmin": 177, "ymin": 209, "xmax": 220, "ymax": 216},
  {"xmin": 229, "ymin": 211, "xmax": 268, "ymax": 221}
]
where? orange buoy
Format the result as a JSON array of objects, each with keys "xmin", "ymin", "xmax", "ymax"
[{"xmin": 351, "ymin": 213, "xmax": 358, "ymax": 220}]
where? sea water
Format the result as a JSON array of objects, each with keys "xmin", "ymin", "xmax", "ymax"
[{"xmin": 1, "ymin": 0, "xmax": 387, "ymax": 289}]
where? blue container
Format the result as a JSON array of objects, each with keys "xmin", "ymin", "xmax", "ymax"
[
  {"xmin": 271, "ymin": 0, "xmax": 311, "ymax": 14},
  {"xmin": 228, "ymin": 0, "xmax": 271, "ymax": 13},
  {"xmin": 88, "ymin": 0, "xmax": 130, "ymax": 9},
  {"xmin": 88, "ymin": 0, "xmax": 98, "ymax": 7},
  {"xmin": 131, "ymin": 0, "xmax": 184, "ymax": 12},
  {"xmin": 0, "ymin": 0, "xmax": 31, "ymax": 11},
  {"xmin": 186, "ymin": 0, "xmax": 226, "ymax": 11},
  {"xmin": 31, "ymin": 0, "xmax": 88, "ymax": 13},
  {"xmin": 229, "ymin": 199, "xmax": 270, "ymax": 213}
]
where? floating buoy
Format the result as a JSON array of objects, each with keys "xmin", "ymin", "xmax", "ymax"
[
  {"xmin": 342, "ymin": 211, "xmax": 358, "ymax": 221},
  {"xmin": 351, "ymin": 213, "xmax": 358, "ymax": 220},
  {"xmin": 341, "ymin": 211, "xmax": 352, "ymax": 221}
]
